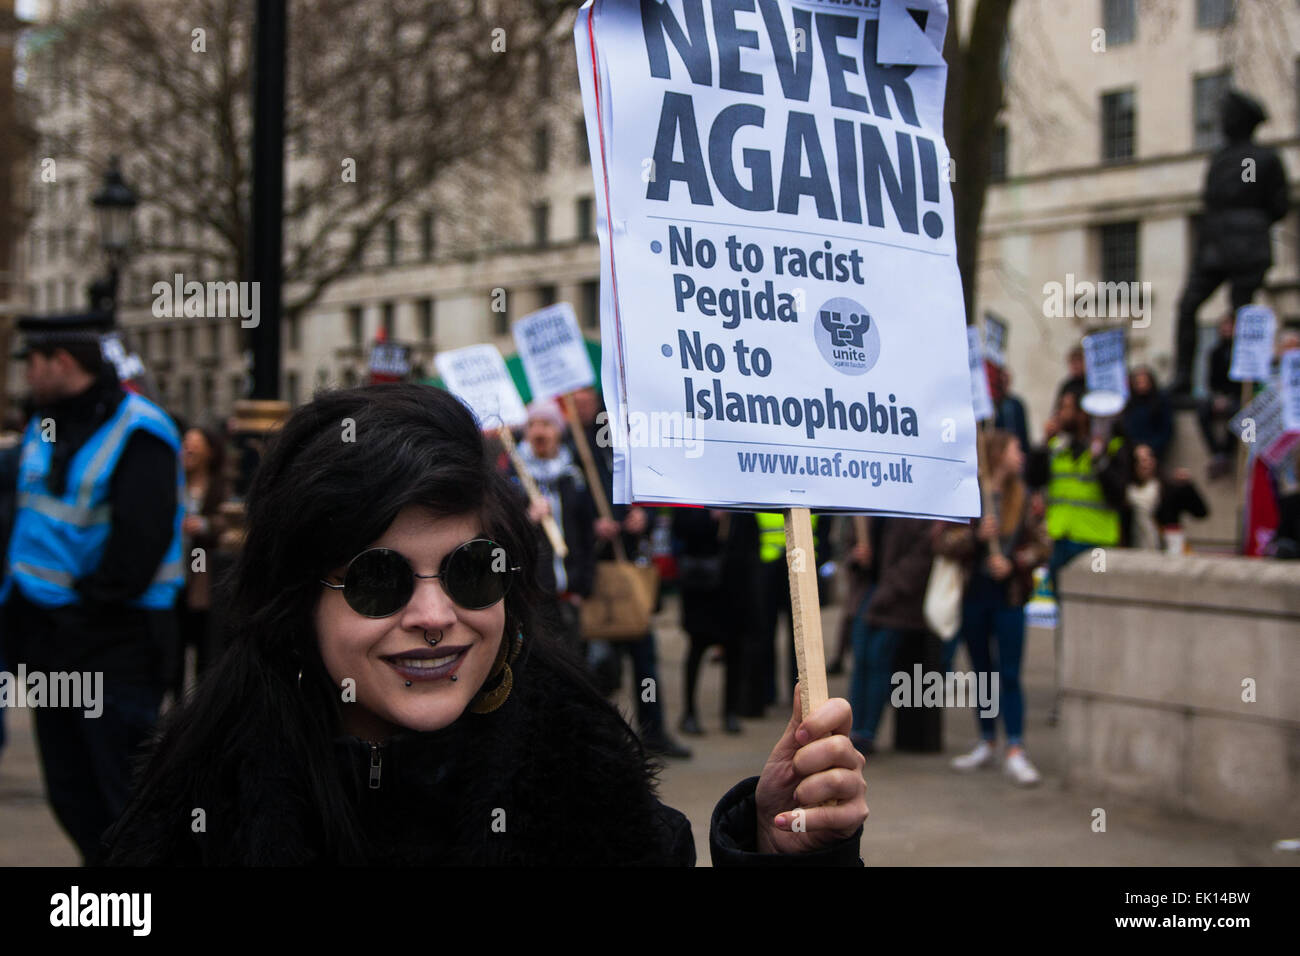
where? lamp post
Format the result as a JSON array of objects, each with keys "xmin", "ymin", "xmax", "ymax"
[{"xmin": 87, "ymin": 156, "xmax": 137, "ymax": 318}]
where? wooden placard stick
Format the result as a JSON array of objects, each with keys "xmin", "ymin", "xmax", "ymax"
[
  {"xmin": 784, "ymin": 506, "xmax": 828, "ymax": 719},
  {"xmin": 497, "ymin": 425, "xmax": 569, "ymax": 559},
  {"xmin": 561, "ymin": 393, "xmax": 628, "ymax": 564}
]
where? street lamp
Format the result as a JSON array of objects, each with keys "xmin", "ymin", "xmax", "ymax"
[{"xmin": 87, "ymin": 156, "xmax": 138, "ymax": 317}]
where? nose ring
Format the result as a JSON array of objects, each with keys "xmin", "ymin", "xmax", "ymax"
[{"xmin": 425, "ymin": 629, "xmax": 442, "ymax": 647}]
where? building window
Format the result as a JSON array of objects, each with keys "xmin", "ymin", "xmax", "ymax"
[
  {"xmin": 533, "ymin": 125, "xmax": 549, "ymax": 173},
  {"xmin": 381, "ymin": 301, "xmax": 395, "ymax": 338},
  {"xmin": 201, "ymin": 375, "xmax": 214, "ymax": 411},
  {"xmin": 230, "ymin": 374, "xmax": 245, "ymax": 403},
  {"xmin": 989, "ymin": 124, "xmax": 1008, "ymax": 183},
  {"xmin": 531, "ymin": 202, "xmax": 550, "ymax": 247},
  {"xmin": 386, "ymin": 218, "xmax": 399, "ymax": 266},
  {"xmin": 1196, "ymin": 0, "xmax": 1233, "ymax": 29},
  {"xmin": 287, "ymin": 313, "xmax": 301, "ymax": 351},
  {"xmin": 576, "ymin": 196, "xmax": 594, "ymax": 240},
  {"xmin": 1102, "ymin": 0, "xmax": 1135, "ymax": 45},
  {"xmin": 209, "ymin": 322, "xmax": 221, "ymax": 356},
  {"xmin": 180, "ymin": 378, "xmax": 194, "ymax": 418},
  {"xmin": 1193, "ymin": 71, "xmax": 1232, "ymax": 150},
  {"xmin": 417, "ymin": 298, "xmax": 434, "ymax": 342},
  {"xmin": 576, "ymin": 118, "xmax": 590, "ymax": 165},
  {"xmin": 348, "ymin": 305, "xmax": 364, "ymax": 346},
  {"xmin": 350, "ymin": 227, "xmax": 366, "ymax": 271},
  {"xmin": 420, "ymin": 211, "xmax": 436, "ymax": 261},
  {"xmin": 162, "ymin": 327, "xmax": 174, "ymax": 359},
  {"xmin": 581, "ymin": 279, "xmax": 599, "ymax": 330},
  {"xmin": 1100, "ymin": 221, "xmax": 1139, "ymax": 285},
  {"xmin": 183, "ymin": 325, "xmax": 195, "ymax": 356},
  {"xmin": 1100, "ymin": 88, "xmax": 1136, "ymax": 163},
  {"xmin": 538, "ymin": 284, "xmax": 557, "ymax": 308},
  {"xmin": 286, "ymin": 371, "xmax": 300, "ymax": 408}
]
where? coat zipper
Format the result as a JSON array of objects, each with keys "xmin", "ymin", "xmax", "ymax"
[{"xmin": 368, "ymin": 742, "xmax": 383, "ymax": 790}]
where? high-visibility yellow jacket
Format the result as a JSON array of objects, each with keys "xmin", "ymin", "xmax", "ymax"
[
  {"xmin": 1045, "ymin": 435, "xmax": 1123, "ymax": 546},
  {"xmin": 755, "ymin": 512, "xmax": 819, "ymax": 563}
]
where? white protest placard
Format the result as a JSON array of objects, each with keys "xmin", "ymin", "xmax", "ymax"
[
  {"xmin": 1082, "ymin": 328, "xmax": 1128, "ymax": 400},
  {"xmin": 1229, "ymin": 305, "xmax": 1276, "ymax": 383},
  {"xmin": 576, "ymin": 0, "xmax": 978, "ymax": 518},
  {"xmin": 1228, "ymin": 386, "xmax": 1299, "ymax": 469},
  {"xmin": 434, "ymin": 344, "xmax": 527, "ymax": 430},
  {"xmin": 512, "ymin": 303, "xmax": 596, "ymax": 402},
  {"xmin": 983, "ymin": 312, "xmax": 1008, "ymax": 368},
  {"xmin": 968, "ymin": 326, "xmax": 994, "ymax": 422},
  {"xmin": 1279, "ymin": 350, "xmax": 1300, "ymax": 426}
]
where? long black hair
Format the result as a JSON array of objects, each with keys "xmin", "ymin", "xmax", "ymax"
[{"xmin": 107, "ymin": 383, "xmax": 620, "ymax": 863}]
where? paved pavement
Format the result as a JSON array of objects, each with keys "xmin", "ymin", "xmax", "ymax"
[{"xmin": 1, "ymin": 596, "xmax": 1295, "ymax": 867}]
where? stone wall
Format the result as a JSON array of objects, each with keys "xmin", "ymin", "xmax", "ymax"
[{"xmin": 1058, "ymin": 550, "xmax": 1300, "ymax": 830}]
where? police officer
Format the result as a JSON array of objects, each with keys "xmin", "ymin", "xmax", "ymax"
[{"xmin": 2, "ymin": 312, "xmax": 183, "ymax": 864}]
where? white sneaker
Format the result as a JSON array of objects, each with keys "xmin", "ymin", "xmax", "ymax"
[
  {"xmin": 1004, "ymin": 749, "xmax": 1041, "ymax": 787},
  {"xmin": 951, "ymin": 740, "xmax": 995, "ymax": 772}
]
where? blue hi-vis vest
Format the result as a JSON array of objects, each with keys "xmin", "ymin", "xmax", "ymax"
[{"xmin": 4, "ymin": 392, "xmax": 184, "ymax": 610}]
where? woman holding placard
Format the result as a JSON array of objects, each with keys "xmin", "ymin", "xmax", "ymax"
[{"xmin": 102, "ymin": 385, "xmax": 866, "ymax": 864}]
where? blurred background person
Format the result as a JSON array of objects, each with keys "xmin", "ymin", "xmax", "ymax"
[
  {"xmin": 569, "ymin": 390, "xmax": 691, "ymax": 759},
  {"xmin": 1124, "ymin": 444, "xmax": 1208, "ymax": 552},
  {"xmin": 510, "ymin": 402, "xmax": 595, "ymax": 661},
  {"xmin": 828, "ymin": 515, "xmax": 873, "ymax": 676},
  {"xmin": 1055, "ymin": 346, "xmax": 1086, "ymax": 406},
  {"xmin": 1121, "ymin": 366, "xmax": 1173, "ymax": 464},
  {"xmin": 1027, "ymin": 388, "xmax": 1129, "ymax": 723},
  {"xmin": 1197, "ymin": 312, "xmax": 1238, "ymax": 480},
  {"xmin": 940, "ymin": 430, "xmax": 1050, "ymax": 786},
  {"xmin": 171, "ymin": 425, "xmax": 228, "ymax": 700},
  {"xmin": 670, "ymin": 508, "xmax": 755, "ymax": 736},
  {"xmin": 847, "ymin": 517, "xmax": 934, "ymax": 756},
  {"xmin": 990, "ymin": 365, "xmax": 1030, "ymax": 453}
]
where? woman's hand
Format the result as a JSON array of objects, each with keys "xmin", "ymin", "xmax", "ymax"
[
  {"xmin": 986, "ymin": 553, "xmax": 1013, "ymax": 580},
  {"xmin": 977, "ymin": 514, "xmax": 997, "ymax": 542},
  {"xmin": 527, "ymin": 497, "xmax": 552, "ymax": 524},
  {"xmin": 755, "ymin": 688, "xmax": 868, "ymax": 855}
]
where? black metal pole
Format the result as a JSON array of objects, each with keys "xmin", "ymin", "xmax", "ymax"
[{"xmin": 248, "ymin": 0, "xmax": 285, "ymax": 400}]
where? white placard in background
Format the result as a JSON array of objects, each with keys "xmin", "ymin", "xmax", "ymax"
[
  {"xmin": 434, "ymin": 344, "xmax": 527, "ymax": 430},
  {"xmin": 512, "ymin": 303, "xmax": 596, "ymax": 401}
]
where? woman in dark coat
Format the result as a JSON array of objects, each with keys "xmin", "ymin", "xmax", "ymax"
[
  {"xmin": 101, "ymin": 384, "xmax": 866, "ymax": 865},
  {"xmin": 670, "ymin": 507, "xmax": 758, "ymax": 736}
]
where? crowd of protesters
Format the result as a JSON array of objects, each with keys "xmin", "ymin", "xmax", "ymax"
[{"xmin": 1, "ymin": 305, "xmax": 1296, "ymax": 862}]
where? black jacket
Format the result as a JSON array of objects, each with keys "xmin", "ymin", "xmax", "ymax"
[
  {"xmin": 101, "ymin": 640, "xmax": 863, "ymax": 866},
  {"xmin": 670, "ymin": 508, "xmax": 760, "ymax": 643}
]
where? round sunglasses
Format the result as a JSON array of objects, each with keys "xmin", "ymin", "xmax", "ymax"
[{"xmin": 319, "ymin": 538, "xmax": 520, "ymax": 618}]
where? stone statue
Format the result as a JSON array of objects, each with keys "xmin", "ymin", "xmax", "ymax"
[{"xmin": 1172, "ymin": 90, "xmax": 1289, "ymax": 395}]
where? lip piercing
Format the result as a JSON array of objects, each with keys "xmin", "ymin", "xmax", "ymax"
[
  {"xmin": 450, "ymin": 675, "xmax": 458, "ymax": 682},
  {"xmin": 405, "ymin": 681, "xmax": 412, "ymax": 687},
  {"xmin": 425, "ymin": 629, "xmax": 442, "ymax": 647}
]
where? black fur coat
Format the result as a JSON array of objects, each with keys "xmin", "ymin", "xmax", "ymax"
[{"xmin": 102, "ymin": 640, "xmax": 861, "ymax": 866}]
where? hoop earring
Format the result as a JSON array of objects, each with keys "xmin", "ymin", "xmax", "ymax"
[{"xmin": 470, "ymin": 632, "xmax": 523, "ymax": 715}]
